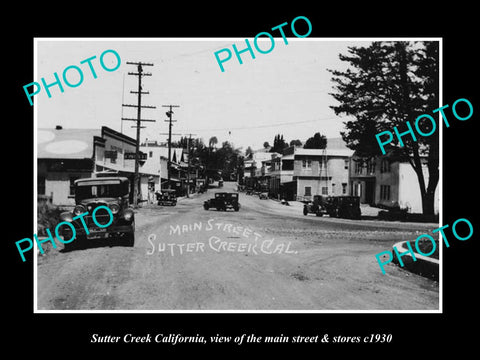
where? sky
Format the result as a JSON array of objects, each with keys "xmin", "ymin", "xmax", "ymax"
[{"xmin": 35, "ymin": 38, "xmax": 373, "ymax": 152}]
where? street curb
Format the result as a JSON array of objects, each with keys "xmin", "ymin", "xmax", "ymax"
[{"xmin": 392, "ymin": 241, "xmax": 439, "ymax": 281}]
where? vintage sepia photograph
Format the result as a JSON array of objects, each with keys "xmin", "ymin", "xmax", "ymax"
[{"xmin": 33, "ymin": 38, "xmax": 441, "ymax": 312}]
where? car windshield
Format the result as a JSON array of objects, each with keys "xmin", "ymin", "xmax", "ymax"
[{"xmin": 75, "ymin": 184, "xmax": 125, "ymax": 200}]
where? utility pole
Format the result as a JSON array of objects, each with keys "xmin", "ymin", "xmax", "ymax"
[
  {"xmin": 122, "ymin": 62, "xmax": 156, "ymax": 207},
  {"xmin": 183, "ymin": 133, "xmax": 196, "ymax": 198},
  {"xmin": 162, "ymin": 105, "xmax": 180, "ymax": 189}
]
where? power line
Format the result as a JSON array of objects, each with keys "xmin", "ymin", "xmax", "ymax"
[
  {"xmin": 178, "ymin": 116, "xmax": 345, "ymax": 133},
  {"xmin": 177, "ymin": 108, "xmax": 385, "ymax": 133}
]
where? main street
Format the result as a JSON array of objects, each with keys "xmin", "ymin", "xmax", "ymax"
[{"xmin": 37, "ymin": 182, "xmax": 439, "ymax": 311}]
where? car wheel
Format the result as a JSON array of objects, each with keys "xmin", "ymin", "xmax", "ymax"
[
  {"xmin": 63, "ymin": 236, "xmax": 79, "ymax": 252},
  {"xmin": 303, "ymin": 207, "xmax": 308, "ymax": 216},
  {"xmin": 123, "ymin": 233, "xmax": 135, "ymax": 247},
  {"xmin": 204, "ymin": 204, "xmax": 209, "ymax": 210}
]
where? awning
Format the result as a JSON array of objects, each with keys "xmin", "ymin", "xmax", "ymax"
[
  {"xmin": 95, "ymin": 161, "xmax": 135, "ymax": 174},
  {"xmin": 96, "ymin": 161, "xmax": 159, "ymax": 176}
]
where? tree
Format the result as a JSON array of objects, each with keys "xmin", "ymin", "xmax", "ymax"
[
  {"xmin": 289, "ymin": 139, "xmax": 302, "ymax": 147},
  {"xmin": 303, "ymin": 133, "xmax": 327, "ymax": 149},
  {"xmin": 270, "ymin": 134, "xmax": 288, "ymax": 154},
  {"xmin": 263, "ymin": 141, "xmax": 270, "ymax": 149},
  {"xmin": 329, "ymin": 41, "xmax": 439, "ymax": 215},
  {"xmin": 208, "ymin": 136, "xmax": 218, "ymax": 149},
  {"xmin": 245, "ymin": 146, "xmax": 254, "ymax": 159}
]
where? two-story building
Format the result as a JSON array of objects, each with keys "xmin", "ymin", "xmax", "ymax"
[
  {"xmin": 267, "ymin": 139, "xmax": 353, "ymax": 201},
  {"xmin": 349, "ymin": 151, "xmax": 439, "ymax": 214},
  {"xmin": 141, "ymin": 140, "xmax": 195, "ymax": 197}
]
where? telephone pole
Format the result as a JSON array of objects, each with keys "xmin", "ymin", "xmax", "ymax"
[
  {"xmin": 122, "ymin": 62, "xmax": 156, "ymax": 207},
  {"xmin": 184, "ymin": 133, "xmax": 196, "ymax": 197},
  {"xmin": 162, "ymin": 105, "xmax": 180, "ymax": 189}
]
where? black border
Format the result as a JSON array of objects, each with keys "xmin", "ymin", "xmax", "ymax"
[{"xmin": 7, "ymin": 5, "xmax": 479, "ymax": 355}]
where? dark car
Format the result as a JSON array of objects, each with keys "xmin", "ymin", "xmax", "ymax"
[
  {"xmin": 156, "ymin": 189, "xmax": 177, "ymax": 206},
  {"xmin": 204, "ymin": 192, "xmax": 240, "ymax": 211},
  {"xmin": 59, "ymin": 177, "xmax": 135, "ymax": 249},
  {"xmin": 303, "ymin": 195, "xmax": 328, "ymax": 216},
  {"xmin": 325, "ymin": 196, "xmax": 361, "ymax": 220}
]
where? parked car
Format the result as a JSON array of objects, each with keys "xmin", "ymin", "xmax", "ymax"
[
  {"xmin": 325, "ymin": 195, "xmax": 361, "ymax": 219},
  {"xmin": 303, "ymin": 195, "xmax": 328, "ymax": 216},
  {"xmin": 204, "ymin": 192, "xmax": 240, "ymax": 211},
  {"xmin": 259, "ymin": 192, "xmax": 268, "ymax": 199},
  {"xmin": 156, "ymin": 189, "xmax": 177, "ymax": 206},
  {"xmin": 59, "ymin": 176, "xmax": 135, "ymax": 249}
]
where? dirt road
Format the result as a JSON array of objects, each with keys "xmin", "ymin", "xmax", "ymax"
[{"xmin": 37, "ymin": 182, "xmax": 439, "ymax": 311}]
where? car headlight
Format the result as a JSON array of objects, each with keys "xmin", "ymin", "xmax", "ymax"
[
  {"xmin": 109, "ymin": 203, "xmax": 120, "ymax": 215},
  {"xmin": 73, "ymin": 205, "xmax": 86, "ymax": 216},
  {"xmin": 123, "ymin": 208, "xmax": 134, "ymax": 221}
]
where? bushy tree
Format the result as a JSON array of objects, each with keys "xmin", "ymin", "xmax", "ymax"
[
  {"xmin": 303, "ymin": 133, "xmax": 327, "ymax": 149},
  {"xmin": 270, "ymin": 134, "xmax": 288, "ymax": 154},
  {"xmin": 289, "ymin": 139, "xmax": 302, "ymax": 147},
  {"xmin": 329, "ymin": 41, "xmax": 439, "ymax": 215}
]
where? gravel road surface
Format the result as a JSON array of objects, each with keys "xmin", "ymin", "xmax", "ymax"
[{"xmin": 37, "ymin": 182, "xmax": 439, "ymax": 311}]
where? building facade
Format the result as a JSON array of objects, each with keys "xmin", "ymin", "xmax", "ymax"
[
  {"xmin": 349, "ymin": 151, "xmax": 439, "ymax": 214},
  {"xmin": 266, "ymin": 142, "xmax": 353, "ymax": 201},
  {"xmin": 38, "ymin": 126, "xmax": 155, "ymax": 207}
]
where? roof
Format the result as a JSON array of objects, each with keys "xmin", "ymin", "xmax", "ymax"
[
  {"xmin": 38, "ymin": 128, "xmax": 100, "ymax": 159},
  {"xmin": 294, "ymin": 147, "xmax": 353, "ymax": 157}
]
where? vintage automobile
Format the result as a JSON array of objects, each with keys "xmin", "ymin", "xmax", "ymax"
[
  {"xmin": 303, "ymin": 195, "xmax": 361, "ymax": 219},
  {"xmin": 303, "ymin": 195, "xmax": 328, "ymax": 216},
  {"xmin": 156, "ymin": 189, "xmax": 177, "ymax": 206},
  {"xmin": 259, "ymin": 192, "xmax": 268, "ymax": 199},
  {"xmin": 59, "ymin": 176, "xmax": 135, "ymax": 249},
  {"xmin": 325, "ymin": 195, "xmax": 361, "ymax": 220},
  {"xmin": 203, "ymin": 192, "xmax": 240, "ymax": 211},
  {"xmin": 245, "ymin": 188, "xmax": 254, "ymax": 195}
]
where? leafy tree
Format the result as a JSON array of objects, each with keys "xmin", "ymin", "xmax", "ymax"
[
  {"xmin": 303, "ymin": 133, "xmax": 327, "ymax": 149},
  {"xmin": 329, "ymin": 41, "xmax": 439, "ymax": 215},
  {"xmin": 270, "ymin": 134, "xmax": 288, "ymax": 154},
  {"xmin": 289, "ymin": 139, "xmax": 303, "ymax": 147},
  {"xmin": 208, "ymin": 136, "xmax": 218, "ymax": 149},
  {"xmin": 245, "ymin": 146, "xmax": 254, "ymax": 159},
  {"xmin": 263, "ymin": 141, "xmax": 270, "ymax": 149}
]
